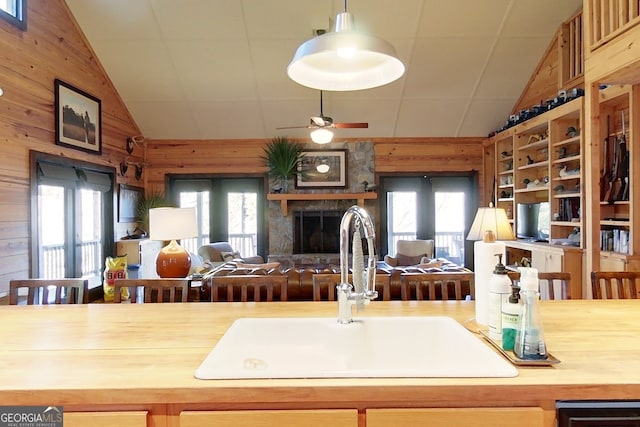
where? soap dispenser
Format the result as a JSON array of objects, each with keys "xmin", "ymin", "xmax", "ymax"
[
  {"xmin": 514, "ymin": 268, "xmax": 548, "ymax": 360},
  {"xmin": 488, "ymin": 253, "xmax": 512, "ymax": 341},
  {"xmin": 501, "ymin": 283, "xmax": 521, "ymax": 351}
]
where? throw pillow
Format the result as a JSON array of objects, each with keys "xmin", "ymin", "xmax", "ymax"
[
  {"xmin": 396, "ymin": 253, "xmax": 426, "ymax": 266},
  {"xmin": 220, "ymin": 251, "xmax": 239, "ymax": 262}
]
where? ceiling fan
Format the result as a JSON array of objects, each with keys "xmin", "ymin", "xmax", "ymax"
[{"xmin": 277, "ymin": 91, "xmax": 368, "ymax": 137}]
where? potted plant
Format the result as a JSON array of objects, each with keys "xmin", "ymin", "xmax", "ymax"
[
  {"xmin": 261, "ymin": 136, "xmax": 305, "ymax": 193},
  {"xmin": 134, "ymin": 190, "xmax": 174, "ymax": 234}
]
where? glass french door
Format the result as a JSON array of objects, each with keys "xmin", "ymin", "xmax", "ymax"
[
  {"xmin": 381, "ymin": 175, "xmax": 476, "ymax": 267},
  {"xmin": 35, "ymin": 159, "xmax": 113, "ymax": 292}
]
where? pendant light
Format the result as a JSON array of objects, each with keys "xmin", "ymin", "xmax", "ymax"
[{"xmin": 287, "ymin": 1, "xmax": 405, "ymax": 91}]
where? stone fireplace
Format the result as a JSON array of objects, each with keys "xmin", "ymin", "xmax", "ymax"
[{"xmin": 267, "ymin": 141, "xmax": 375, "ymax": 265}]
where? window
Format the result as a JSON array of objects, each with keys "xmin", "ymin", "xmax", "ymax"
[{"xmin": 0, "ymin": 0, "xmax": 26, "ymax": 30}]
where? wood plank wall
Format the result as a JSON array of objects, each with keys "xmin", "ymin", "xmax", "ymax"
[
  {"xmin": 145, "ymin": 137, "xmax": 488, "ymax": 204},
  {"xmin": 0, "ymin": 0, "xmax": 143, "ymax": 292}
]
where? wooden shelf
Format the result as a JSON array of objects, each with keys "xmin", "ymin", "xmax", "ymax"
[{"xmin": 267, "ymin": 192, "xmax": 377, "ymax": 216}]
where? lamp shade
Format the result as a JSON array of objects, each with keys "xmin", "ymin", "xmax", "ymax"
[
  {"xmin": 149, "ymin": 207, "xmax": 197, "ymax": 241},
  {"xmin": 149, "ymin": 207, "xmax": 197, "ymax": 278},
  {"xmin": 287, "ymin": 12, "xmax": 405, "ymax": 91},
  {"xmin": 466, "ymin": 207, "xmax": 515, "ymax": 242}
]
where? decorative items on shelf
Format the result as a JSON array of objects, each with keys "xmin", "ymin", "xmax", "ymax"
[
  {"xmin": 361, "ymin": 181, "xmax": 377, "ymax": 192},
  {"xmin": 527, "ymin": 133, "xmax": 547, "ymax": 144},
  {"xmin": 558, "ymin": 165, "xmax": 580, "ymax": 177},
  {"xmin": 523, "ymin": 177, "xmax": 548, "ymax": 189},
  {"xmin": 488, "ymin": 88, "xmax": 584, "ymax": 137},
  {"xmin": 565, "ymin": 126, "xmax": 579, "ymax": 137}
]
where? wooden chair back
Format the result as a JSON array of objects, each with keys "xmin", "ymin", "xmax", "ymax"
[
  {"xmin": 591, "ymin": 271, "xmax": 640, "ymax": 299},
  {"xmin": 505, "ymin": 271, "xmax": 572, "ymax": 300},
  {"xmin": 400, "ymin": 272, "xmax": 474, "ymax": 301},
  {"xmin": 538, "ymin": 272, "xmax": 572, "ymax": 300},
  {"xmin": 9, "ymin": 279, "xmax": 88, "ymax": 305},
  {"xmin": 210, "ymin": 275, "xmax": 288, "ymax": 302},
  {"xmin": 311, "ymin": 273, "xmax": 391, "ymax": 301},
  {"xmin": 113, "ymin": 279, "xmax": 190, "ymax": 303}
]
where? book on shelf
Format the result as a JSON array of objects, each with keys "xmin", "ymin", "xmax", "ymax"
[{"xmin": 600, "ymin": 228, "xmax": 629, "ymax": 254}]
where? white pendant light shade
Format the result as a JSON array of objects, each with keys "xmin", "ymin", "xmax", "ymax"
[
  {"xmin": 310, "ymin": 128, "xmax": 334, "ymax": 144},
  {"xmin": 287, "ymin": 12, "xmax": 405, "ymax": 91}
]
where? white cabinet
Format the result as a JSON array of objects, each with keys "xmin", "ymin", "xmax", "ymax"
[{"xmin": 116, "ymin": 239, "xmax": 162, "ymax": 278}]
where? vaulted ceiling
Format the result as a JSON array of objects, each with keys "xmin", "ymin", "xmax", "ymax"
[{"xmin": 64, "ymin": 0, "xmax": 582, "ymax": 141}]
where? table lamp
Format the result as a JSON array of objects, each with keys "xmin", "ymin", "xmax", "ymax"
[
  {"xmin": 149, "ymin": 207, "xmax": 197, "ymax": 278},
  {"xmin": 466, "ymin": 204, "xmax": 515, "ymax": 325}
]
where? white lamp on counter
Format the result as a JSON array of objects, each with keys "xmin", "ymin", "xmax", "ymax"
[
  {"xmin": 466, "ymin": 204, "xmax": 515, "ymax": 326},
  {"xmin": 149, "ymin": 207, "xmax": 197, "ymax": 278}
]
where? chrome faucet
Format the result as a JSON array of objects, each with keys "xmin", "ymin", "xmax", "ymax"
[{"xmin": 337, "ymin": 205, "xmax": 378, "ymax": 324}]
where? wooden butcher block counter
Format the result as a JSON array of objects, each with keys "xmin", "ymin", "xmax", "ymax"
[{"xmin": 1, "ymin": 300, "xmax": 639, "ymax": 427}]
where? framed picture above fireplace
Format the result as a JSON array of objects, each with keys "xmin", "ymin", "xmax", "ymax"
[{"xmin": 296, "ymin": 149, "xmax": 347, "ymax": 188}]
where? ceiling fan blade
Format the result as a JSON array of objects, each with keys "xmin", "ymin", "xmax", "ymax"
[
  {"xmin": 333, "ymin": 122, "xmax": 369, "ymax": 129},
  {"xmin": 276, "ymin": 125, "xmax": 311, "ymax": 129}
]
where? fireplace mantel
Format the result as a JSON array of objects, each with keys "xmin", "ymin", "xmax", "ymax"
[{"xmin": 267, "ymin": 192, "xmax": 377, "ymax": 216}]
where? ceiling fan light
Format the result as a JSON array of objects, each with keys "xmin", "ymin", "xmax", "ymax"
[
  {"xmin": 310, "ymin": 128, "xmax": 333, "ymax": 144},
  {"xmin": 287, "ymin": 12, "xmax": 404, "ymax": 91}
]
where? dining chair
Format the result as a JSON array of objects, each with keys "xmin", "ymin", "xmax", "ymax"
[
  {"xmin": 210, "ymin": 275, "xmax": 288, "ymax": 302},
  {"xmin": 113, "ymin": 279, "xmax": 190, "ymax": 303},
  {"xmin": 538, "ymin": 272, "xmax": 572, "ymax": 300},
  {"xmin": 9, "ymin": 278, "xmax": 88, "ymax": 305},
  {"xmin": 311, "ymin": 273, "xmax": 392, "ymax": 301},
  {"xmin": 505, "ymin": 271, "xmax": 571, "ymax": 300},
  {"xmin": 399, "ymin": 272, "xmax": 474, "ymax": 301},
  {"xmin": 590, "ymin": 271, "xmax": 640, "ymax": 299}
]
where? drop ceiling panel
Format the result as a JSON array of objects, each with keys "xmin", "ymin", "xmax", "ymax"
[
  {"xmin": 191, "ymin": 101, "xmax": 267, "ymax": 139},
  {"xmin": 396, "ymin": 98, "xmax": 470, "ymax": 137},
  {"xmin": 404, "ymin": 37, "xmax": 494, "ymax": 98},
  {"xmin": 167, "ymin": 40, "xmax": 257, "ymax": 101},
  {"xmin": 64, "ymin": 0, "xmax": 584, "ymax": 140},
  {"xmin": 418, "ymin": 0, "xmax": 511, "ymax": 37},
  {"xmin": 90, "ymin": 41, "xmax": 184, "ymax": 102},
  {"xmin": 65, "ymin": 0, "xmax": 162, "ymax": 41},
  {"xmin": 127, "ymin": 101, "xmax": 201, "ymax": 139},
  {"xmin": 502, "ymin": 0, "xmax": 582, "ymax": 37},
  {"xmin": 149, "ymin": 0, "xmax": 247, "ymax": 40},
  {"xmin": 459, "ymin": 97, "xmax": 519, "ymax": 137},
  {"xmin": 243, "ymin": 0, "xmax": 333, "ymax": 39},
  {"xmin": 475, "ymin": 37, "xmax": 550, "ymax": 98}
]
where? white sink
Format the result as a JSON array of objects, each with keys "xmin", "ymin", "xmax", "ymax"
[{"xmin": 195, "ymin": 316, "xmax": 518, "ymax": 379}]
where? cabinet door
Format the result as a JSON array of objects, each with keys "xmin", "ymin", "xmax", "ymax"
[
  {"xmin": 367, "ymin": 407, "xmax": 545, "ymax": 427},
  {"xmin": 180, "ymin": 409, "xmax": 358, "ymax": 427},
  {"xmin": 530, "ymin": 249, "xmax": 562, "ymax": 272},
  {"xmin": 64, "ymin": 411, "xmax": 147, "ymax": 427}
]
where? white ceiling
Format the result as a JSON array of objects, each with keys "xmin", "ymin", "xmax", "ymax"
[{"xmin": 64, "ymin": 0, "xmax": 582, "ymax": 141}]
